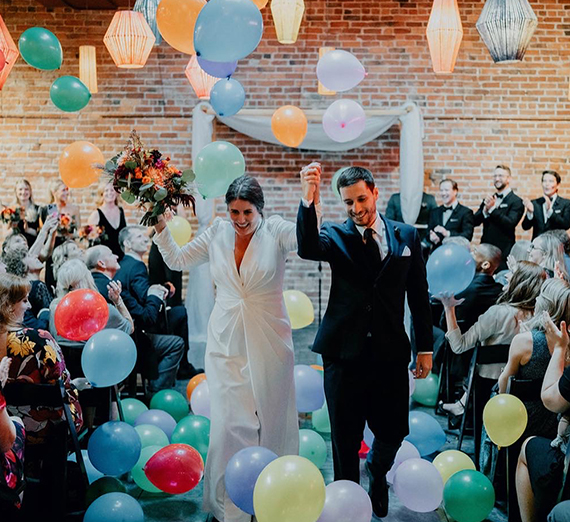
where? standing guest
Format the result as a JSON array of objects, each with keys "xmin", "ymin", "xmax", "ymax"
[
  {"xmin": 474, "ymin": 165, "xmax": 525, "ymax": 269},
  {"xmin": 385, "ymin": 190, "xmax": 437, "ymax": 246},
  {"xmin": 522, "ymin": 171, "xmax": 570, "ymax": 240},
  {"xmin": 14, "ymin": 179, "xmax": 41, "ymax": 247},
  {"xmin": 297, "ymin": 164, "xmax": 432, "ymax": 518}
]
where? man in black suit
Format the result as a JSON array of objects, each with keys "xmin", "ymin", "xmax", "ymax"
[
  {"xmin": 385, "ymin": 191, "xmax": 437, "ymax": 245},
  {"xmin": 428, "ymin": 179, "xmax": 474, "ymax": 249},
  {"xmin": 297, "ymin": 164, "xmax": 433, "ymax": 518},
  {"xmin": 522, "ymin": 170, "xmax": 570, "ymax": 240},
  {"xmin": 84, "ymin": 245, "xmax": 119, "ymax": 303},
  {"xmin": 474, "ymin": 165, "xmax": 525, "ymax": 270}
]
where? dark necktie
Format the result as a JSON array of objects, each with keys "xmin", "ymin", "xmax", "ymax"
[
  {"xmin": 443, "ymin": 205, "xmax": 452, "ymax": 211},
  {"xmin": 364, "ymin": 228, "xmax": 382, "ymax": 266},
  {"xmin": 495, "ymin": 193, "xmax": 504, "ymax": 199}
]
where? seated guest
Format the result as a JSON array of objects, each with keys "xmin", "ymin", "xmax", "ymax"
[
  {"xmin": 51, "ymin": 240, "xmax": 84, "ymax": 289},
  {"xmin": 496, "ymin": 239, "xmax": 532, "ymax": 287},
  {"xmin": 149, "ymin": 238, "xmax": 183, "ymax": 308},
  {"xmin": 528, "ymin": 232, "xmax": 568, "ymax": 279},
  {"xmin": 545, "ymin": 230, "xmax": 570, "ymax": 278},
  {"xmin": 84, "ymin": 245, "xmax": 121, "ymax": 303}
]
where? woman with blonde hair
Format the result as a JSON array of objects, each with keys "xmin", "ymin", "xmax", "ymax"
[
  {"xmin": 51, "ymin": 240, "xmax": 84, "ymax": 285},
  {"xmin": 528, "ymin": 232, "xmax": 567, "ymax": 279},
  {"xmin": 13, "ymin": 179, "xmax": 41, "ymax": 246}
]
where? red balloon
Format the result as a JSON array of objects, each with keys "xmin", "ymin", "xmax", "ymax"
[
  {"xmin": 0, "ymin": 49, "xmax": 6, "ymax": 72},
  {"xmin": 144, "ymin": 443, "xmax": 204, "ymax": 494},
  {"xmin": 54, "ymin": 289, "xmax": 109, "ymax": 341}
]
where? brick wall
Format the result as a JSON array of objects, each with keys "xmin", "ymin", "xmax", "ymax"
[{"xmin": 1, "ymin": 0, "xmax": 570, "ymax": 314}]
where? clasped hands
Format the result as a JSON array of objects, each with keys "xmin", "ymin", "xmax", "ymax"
[{"xmin": 300, "ymin": 162, "xmax": 322, "ymax": 202}]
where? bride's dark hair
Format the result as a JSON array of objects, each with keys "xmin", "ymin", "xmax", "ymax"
[{"xmin": 225, "ymin": 175, "xmax": 265, "ymax": 216}]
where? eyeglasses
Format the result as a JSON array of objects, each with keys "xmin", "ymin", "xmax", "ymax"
[{"xmin": 528, "ymin": 243, "xmax": 545, "ymax": 253}]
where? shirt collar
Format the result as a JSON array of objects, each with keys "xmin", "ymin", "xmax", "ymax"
[
  {"xmin": 497, "ymin": 187, "xmax": 512, "ymax": 198},
  {"xmin": 545, "ymin": 194, "xmax": 558, "ymax": 204},
  {"xmin": 443, "ymin": 201, "xmax": 459, "ymax": 210},
  {"xmin": 355, "ymin": 212, "xmax": 384, "ymax": 238}
]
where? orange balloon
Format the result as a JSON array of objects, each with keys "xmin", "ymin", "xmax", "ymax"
[
  {"xmin": 59, "ymin": 141, "xmax": 104, "ymax": 189},
  {"xmin": 271, "ymin": 105, "xmax": 308, "ymax": 148},
  {"xmin": 251, "ymin": 0, "xmax": 268, "ymax": 8},
  {"xmin": 186, "ymin": 373, "xmax": 207, "ymax": 401},
  {"xmin": 157, "ymin": 0, "xmax": 206, "ymax": 55}
]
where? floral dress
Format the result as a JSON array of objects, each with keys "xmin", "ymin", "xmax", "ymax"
[
  {"xmin": 0, "ymin": 390, "xmax": 25, "ymax": 508},
  {"xmin": 5, "ymin": 328, "xmax": 82, "ymax": 445}
]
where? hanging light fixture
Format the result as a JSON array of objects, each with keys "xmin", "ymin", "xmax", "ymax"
[
  {"xmin": 103, "ymin": 11, "xmax": 156, "ymax": 69},
  {"xmin": 426, "ymin": 0, "xmax": 463, "ymax": 74},
  {"xmin": 476, "ymin": 0, "xmax": 538, "ymax": 63},
  {"xmin": 134, "ymin": 0, "xmax": 162, "ymax": 45},
  {"xmin": 270, "ymin": 0, "xmax": 305, "ymax": 44},
  {"xmin": 318, "ymin": 47, "xmax": 336, "ymax": 95},
  {"xmin": 185, "ymin": 54, "xmax": 217, "ymax": 100},
  {"xmin": 0, "ymin": 14, "xmax": 19, "ymax": 90},
  {"xmin": 79, "ymin": 45, "xmax": 98, "ymax": 94}
]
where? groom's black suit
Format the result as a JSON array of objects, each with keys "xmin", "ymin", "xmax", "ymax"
[{"xmin": 297, "ymin": 202, "xmax": 432, "ymax": 484}]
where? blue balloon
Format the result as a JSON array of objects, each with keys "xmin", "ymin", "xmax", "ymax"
[
  {"xmin": 426, "ymin": 243, "xmax": 475, "ymax": 296},
  {"xmin": 405, "ymin": 411, "xmax": 446, "ymax": 456},
  {"xmin": 84, "ymin": 492, "xmax": 144, "ymax": 522},
  {"xmin": 134, "ymin": 409, "xmax": 177, "ymax": 441},
  {"xmin": 197, "ymin": 56, "xmax": 238, "ymax": 78},
  {"xmin": 88, "ymin": 421, "xmax": 142, "ymax": 476},
  {"xmin": 81, "ymin": 329, "xmax": 137, "ymax": 387},
  {"xmin": 18, "ymin": 27, "xmax": 63, "ymax": 70},
  {"xmin": 50, "ymin": 76, "xmax": 91, "ymax": 112},
  {"xmin": 194, "ymin": 0, "xmax": 263, "ymax": 62},
  {"xmin": 225, "ymin": 446, "xmax": 278, "ymax": 515},
  {"xmin": 210, "ymin": 78, "xmax": 245, "ymax": 117},
  {"xmin": 294, "ymin": 364, "xmax": 325, "ymax": 413}
]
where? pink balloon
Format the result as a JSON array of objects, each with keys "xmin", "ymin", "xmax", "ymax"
[
  {"xmin": 316, "ymin": 50, "xmax": 366, "ymax": 92},
  {"xmin": 386, "ymin": 440, "xmax": 421, "ymax": 484},
  {"xmin": 317, "ymin": 480, "xmax": 372, "ymax": 522},
  {"xmin": 393, "ymin": 458, "xmax": 443, "ymax": 512},
  {"xmin": 190, "ymin": 380, "xmax": 210, "ymax": 418},
  {"xmin": 0, "ymin": 49, "xmax": 5, "ymax": 72},
  {"xmin": 322, "ymin": 99, "xmax": 366, "ymax": 143}
]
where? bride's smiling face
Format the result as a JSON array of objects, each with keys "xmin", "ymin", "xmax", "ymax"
[{"xmin": 228, "ymin": 199, "xmax": 261, "ymax": 237}]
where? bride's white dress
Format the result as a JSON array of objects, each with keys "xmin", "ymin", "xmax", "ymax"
[{"xmin": 153, "ymin": 215, "xmax": 299, "ymax": 522}]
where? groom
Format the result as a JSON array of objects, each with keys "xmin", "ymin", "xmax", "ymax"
[{"xmin": 297, "ymin": 164, "xmax": 433, "ymax": 518}]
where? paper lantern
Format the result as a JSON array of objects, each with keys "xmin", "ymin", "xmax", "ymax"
[
  {"xmin": 0, "ymin": 14, "xmax": 19, "ymax": 90},
  {"xmin": 134, "ymin": 0, "xmax": 162, "ymax": 45},
  {"xmin": 426, "ymin": 0, "xmax": 463, "ymax": 74},
  {"xmin": 476, "ymin": 0, "xmax": 538, "ymax": 63},
  {"xmin": 270, "ymin": 0, "xmax": 304, "ymax": 45},
  {"xmin": 317, "ymin": 47, "xmax": 336, "ymax": 96},
  {"xmin": 185, "ymin": 54, "xmax": 217, "ymax": 100},
  {"xmin": 103, "ymin": 11, "xmax": 156, "ymax": 69},
  {"xmin": 79, "ymin": 46, "xmax": 98, "ymax": 94}
]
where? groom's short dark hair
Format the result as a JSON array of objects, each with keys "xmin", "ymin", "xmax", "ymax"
[{"xmin": 337, "ymin": 167, "xmax": 375, "ymax": 194}]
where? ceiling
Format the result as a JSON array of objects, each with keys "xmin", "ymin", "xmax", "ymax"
[{"xmin": 34, "ymin": 0, "xmax": 131, "ymax": 9}]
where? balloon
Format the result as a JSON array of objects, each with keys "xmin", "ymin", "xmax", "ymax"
[
  {"xmin": 0, "ymin": 49, "xmax": 6, "ymax": 72},
  {"xmin": 121, "ymin": 398, "xmax": 149, "ymax": 426},
  {"xmin": 85, "ymin": 476, "xmax": 127, "ymax": 507},
  {"xmin": 135, "ymin": 409, "xmax": 177, "ymax": 440},
  {"xmin": 171, "ymin": 414, "xmax": 210, "ymax": 464},
  {"xmin": 283, "ymin": 290, "xmax": 314, "ymax": 329},
  {"xmin": 150, "ymin": 389, "xmax": 189, "ymax": 422},
  {"xmin": 59, "ymin": 141, "xmax": 104, "ymax": 189},
  {"xmin": 251, "ymin": 0, "xmax": 268, "ymax": 8},
  {"xmin": 131, "ymin": 445, "xmax": 163, "ymax": 493},
  {"xmin": 294, "ymin": 364, "xmax": 325, "ymax": 413},
  {"xmin": 54, "ymin": 289, "xmax": 109, "ymax": 342},
  {"xmin": 225, "ymin": 446, "xmax": 278, "ymax": 515},
  {"xmin": 186, "ymin": 373, "xmax": 207, "ymax": 401},
  {"xmin": 82, "ymin": 329, "xmax": 137, "ymax": 388},
  {"xmin": 190, "ymin": 380, "xmax": 210, "ymax": 418},
  {"xmin": 18, "ymin": 27, "xmax": 63, "ymax": 70},
  {"xmin": 210, "ymin": 78, "xmax": 246, "ymax": 117},
  {"xmin": 299, "ymin": 429, "xmax": 328, "ymax": 469},
  {"xmin": 167, "ymin": 216, "xmax": 193, "ymax": 247},
  {"xmin": 316, "ymin": 50, "xmax": 366, "ymax": 92},
  {"xmin": 135, "ymin": 424, "xmax": 170, "ymax": 449},
  {"xmin": 433, "ymin": 450, "xmax": 476, "ymax": 484},
  {"xmin": 144, "ymin": 443, "xmax": 204, "ymax": 494},
  {"xmin": 253, "ymin": 456, "xmax": 326, "ymax": 522},
  {"xmin": 271, "ymin": 106, "xmax": 308, "ymax": 148},
  {"xmin": 197, "ymin": 56, "xmax": 238, "ymax": 78},
  {"xmin": 412, "ymin": 373, "xmax": 439, "ymax": 407},
  {"xmin": 386, "ymin": 440, "xmax": 421, "ymax": 484},
  {"xmin": 409, "ymin": 369, "xmax": 416, "ymax": 396},
  {"xmin": 483, "ymin": 393, "xmax": 528, "ymax": 447},
  {"xmin": 194, "ymin": 141, "xmax": 245, "ymax": 199},
  {"xmin": 405, "ymin": 411, "xmax": 447, "ymax": 456},
  {"xmin": 331, "ymin": 167, "xmax": 349, "ymax": 198},
  {"xmin": 322, "ymin": 99, "xmax": 366, "ymax": 143},
  {"xmin": 50, "ymin": 76, "xmax": 91, "ymax": 112},
  {"xmin": 156, "ymin": 0, "xmax": 206, "ymax": 54},
  {"xmin": 194, "ymin": 0, "xmax": 263, "ymax": 62},
  {"xmin": 443, "ymin": 470, "xmax": 495, "ymax": 522},
  {"xmin": 88, "ymin": 421, "xmax": 141, "ymax": 476},
  {"xmin": 68, "ymin": 450, "xmax": 104, "ymax": 484},
  {"xmin": 316, "ymin": 480, "xmax": 372, "ymax": 522},
  {"xmin": 426, "ymin": 243, "xmax": 476, "ymax": 297},
  {"xmin": 312, "ymin": 403, "xmax": 331, "ymax": 433},
  {"xmin": 84, "ymin": 492, "xmax": 144, "ymax": 522},
  {"xmin": 393, "ymin": 458, "xmax": 443, "ymax": 512}
]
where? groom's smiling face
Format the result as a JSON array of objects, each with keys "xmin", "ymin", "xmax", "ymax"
[{"xmin": 340, "ymin": 181, "xmax": 379, "ymax": 228}]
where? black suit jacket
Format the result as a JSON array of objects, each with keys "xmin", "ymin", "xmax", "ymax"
[
  {"xmin": 297, "ymin": 203, "xmax": 433, "ymax": 361},
  {"xmin": 521, "ymin": 195, "xmax": 570, "ymax": 240},
  {"xmin": 428, "ymin": 203, "xmax": 474, "ymax": 245},
  {"xmin": 385, "ymin": 192, "xmax": 437, "ymax": 242},
  {"xmin": 91, "ymin": 271, "xmax": 112, "ymax": 303}
]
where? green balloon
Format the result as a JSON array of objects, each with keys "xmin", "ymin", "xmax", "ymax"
[
  {"xmin": 312, "ymin": 403, "xmax": 331, "ymax": 433},
  {"xmin": 150, "ymin": 389, "xmax": 189, "ymax": 422},
  {"xmin": 85, "ymin": 476, "xmax": 126, "ymax": 507},
  {"xmin": 19, "ymin": 27, "xmax": 63, "ymax": 70},
  {"xmin": 135, "ymin": 424, "xmax": 169, "ymax": 449},
  {"xmin": 121, "ymin": 398, "xmax": 148, "ymax": 426},
  {"xmin": 298, "ymin": 429, "xmax": 328, "ymax": 469},
  {"xmin": 412, "ymin": 373, "xmax": 439, "ymax": 407},
  {"xmin": 194, "ymin": 141, "xmax": 245, "ymax": 199},
  {"xmin": 131, "ymin": 445, "xmax": 163, "ymax": 493},
  {"xmin": 331, "ymin": 167, "xmax": 349, "ymax": 199},
  {"xmin": 171, "ymin": 414, "xmax": 210, "ymax": 464},
  {"xmin": 443, "ymin": 470, "xmax": 495, "ymax": 522},
  {"xmin": 50, "ymin": 76, "xmax": 91, "ymax": 112}
]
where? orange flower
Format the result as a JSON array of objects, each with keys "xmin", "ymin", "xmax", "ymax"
[
  {"xmin": 134, "ymin": 167, "xmax": 142, "ymax": 179},
  {"xmin": 142, "ymin": 176, "xmax": 151, "ymax": 184}
]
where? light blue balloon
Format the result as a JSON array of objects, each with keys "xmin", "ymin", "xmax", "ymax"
[
  {"xmin": 426, "ymin": 243, "xmax": 475, "ymax": 296},
  {"xmin": 210, "ymin": 78, "xmax": 245, "ymax": 117},
  {"xmin": 194, "ymin": 0, "xmax": 263, "ymax": 62},
  {"xmin": 405, "ymin": 411, "xmax": 446, "ymax": 456},
  {"xmin": 50, "ymin": 76, "xmax": 91, "ymax": 112},
  {"xmin": 18, "ymin": 27, "xmax": 63, "ymax": 70},
  {"xmin": 194, "ymin": 141, "xmax": 245, "ymax": 199},
  {"xmin": 84, "ymin": 492, "xmax": 144, "ymax": 522},
  {"xmin": 88, "ymin": 421, "xmax": 142, "ymax": 476}
]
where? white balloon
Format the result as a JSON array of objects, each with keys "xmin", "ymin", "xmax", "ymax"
[
  {"xmin": 316, "ymin": 50, "xmax": 366, "ymax": 92},
  {"xmin": 393, "ymin": 458, "xmax": 443, "ymax": 512},
  {"xmin": 386, "ymin": 440, "xmax": 421, "ymax": 484},
  {"xmin": 322, "ymin": 99, "xmax": 366, "ymax": 143}
]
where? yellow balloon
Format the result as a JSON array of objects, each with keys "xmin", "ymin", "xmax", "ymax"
[
  {"xmin": 283, "ymin": 290, "xmax": 314, "ymax": 329},
  {"xmin": 167, "ymin": 216, "xmax": 193, "ymax": 246},
  {"xmin": 483, "ymin": 394, "xmax": 528, "ymax": 447},
  {"xmin": 156, "ymin": 0, "xmax": 206, "ymax": 54},
  {"xmin": 433, "ymin": 450, "xmax": 476, "ymax": 484},
  {"xmin": 253, "ymin": 455, "xmax": 325, "ymax": 522}
]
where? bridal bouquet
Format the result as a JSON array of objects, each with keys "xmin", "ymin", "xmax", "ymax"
[
  {"xmin": 0, "ymin": 206, "xmax": 24, "ymax": 230},
  {"xmin": 78, "ymin": 225, "xmax": 108, "ymax": 248}
]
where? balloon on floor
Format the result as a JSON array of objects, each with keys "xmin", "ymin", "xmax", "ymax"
[
  {"xmin": 84, "ymin": 492, "xmax": 144, "ymax": 522},
  {"xmin": 299, "ymin": 429, "xmax": 328, "ymax": 468},
  {"xmin": 393, "ymin": 458, "xmax": 443, "ymax": 512},
  {"xmin": 150, "ymin": 389, "xmax": 190, "ymax": 422},
  {"xmin": 316, "ymin": 480, "xmax": 372, "ymax": 522},
  {"xmin": 88, "ymin": 421, "xmax": 142, "ymax": 476},
  {"xmin": 171, "ymin": 414, "xmax": 210, "ymax": 464},
  {"xmin": 405, "ymin": 411, "xmax": 446, "ymax": 456},
  {"xmin": 294, "ymin": 364, "xmax": 325, "ymax": 412}
]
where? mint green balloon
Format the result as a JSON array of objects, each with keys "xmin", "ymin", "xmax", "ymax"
[
  {"xmin": 121, "ymin": 398, "xmax": 148, "ymax": 426},
  {"xmin": 50, "ymin": 76, "xmax": 91, "ymax": 112},
  {"xmin": 131, "ymin": 445, "xmax": 162, "ymax": 493},
  {"xmin": 171, "ymin": 414, "xmax": 210, "ymax": 464},
  {"xmin": 312, "ymin": 403, "xmax": 331, "ymax": 433},
  {"xmin": 443, "ymin": 470, "xmax": 495, "ymax": 522},
  {"xmin": 412, "ymin": 373, "xmax": 439, "ymax": 407},
  {"xmin": 332, "ymin": 167, "xmax": 349, "ymax": 199},
  {"xmin": 19, "ymin": 27, "xmax": 63, "ymax": 70},
  {"xmin": 194, "ymin": 141, "xmax": 245, "ymax": 199},
  {"xmin": 150, "ymin": 389, "xmax": 189, "ymax": 422},
  {"xmin": 135, "ymin": 424, "xmax": 169, "ymax": 449},
  {"xmin": 299, "ymin": 429, "xmax": 328, "ymax": 469}
]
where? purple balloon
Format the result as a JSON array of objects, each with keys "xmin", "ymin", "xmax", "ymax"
[
  {"xmin": 386, "ymin": 440, "xmax": 421, "ymax": 484},
  {"xmin": 317, "ymin": 480, "xmax": 372, "ymax": 522},
  {"xmin": 134, "ymin": 409, "xmax": 177, "ymax": 441},
  {"xmin": 322, "ymin": 99, "xmax": 366, "ymax": 143},
  {"xmin": 316, "ymin": 50, "xmax": 366, "ymax": 92},
  {"xmin": 393, "ymin": 458, "xmax": 443, "ymax": 512},
  {"xmin": 225, "ymin": 446, "xmax": 278, "ymax": 515},
  {"xmin": 190, "ymin": 380, "xmax": 210, "ymax": 419},
  {"xmin": 197, "ymin": 56, "xmax": 238, "ymax": 78},
  {"xmin": 294, "ymin": 364, "xmax": 325, "ymax": 413}
]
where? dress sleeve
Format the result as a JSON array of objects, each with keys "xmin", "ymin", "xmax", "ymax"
[{"xmin": 267, "ymin": 215, "xmax": 297, "ymax": 252}]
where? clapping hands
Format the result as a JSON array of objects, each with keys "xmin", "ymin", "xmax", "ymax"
[{"xmin": 300, "ymin": 162, "xmax": 321, "ymax": 203}]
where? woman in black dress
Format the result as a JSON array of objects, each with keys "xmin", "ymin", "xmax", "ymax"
[{"xmin": 14, "ymin": 180, "xmax": 41, "ymax": 247}]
